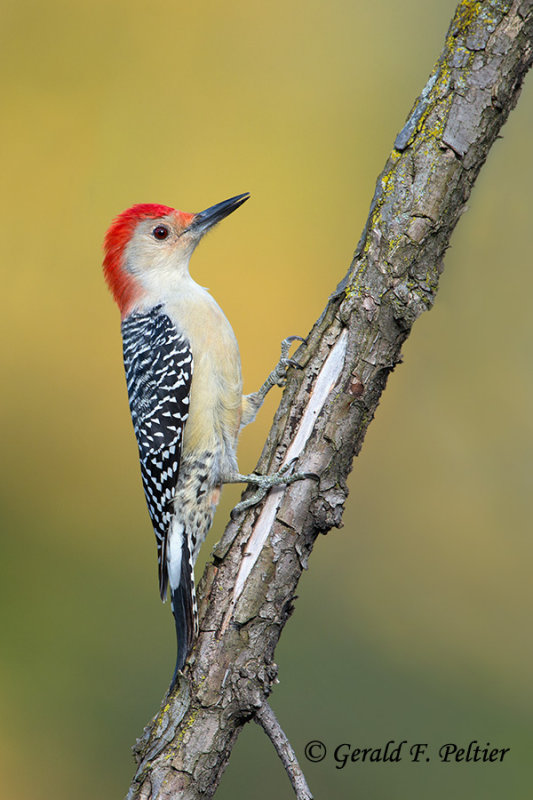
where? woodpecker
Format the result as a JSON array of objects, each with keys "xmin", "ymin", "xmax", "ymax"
[{"xmin": 103, "ymin": 194, "xmax": 305, "ymax": 687}]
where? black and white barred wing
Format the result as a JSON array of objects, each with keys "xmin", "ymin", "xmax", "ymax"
[{"xmin": 121, "ymin": 306, "xmax": 192, "ymax": 600}]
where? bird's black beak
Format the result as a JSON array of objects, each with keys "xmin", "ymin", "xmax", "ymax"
[{"xmin": 189, "ymin": 193, "xmax": 250, "ymax": 235}]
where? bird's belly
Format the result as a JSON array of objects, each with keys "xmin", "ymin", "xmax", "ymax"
[
  {"xmin": 164, "ymin": 290, "xmax": 243, "ymax": 482},
  {"xmin": 181, "ymin": 348, "xmax": 242, "ymax": 482}
]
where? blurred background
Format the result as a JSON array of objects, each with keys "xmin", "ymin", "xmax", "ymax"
[{"xmin": 1, "ymin": 1, "xmax": 532, "ymax": 797}]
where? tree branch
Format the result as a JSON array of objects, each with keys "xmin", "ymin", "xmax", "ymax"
[
  {"xmin": 125, "ymin": 2, "xmax": 533, "ymax": 798},
  {"xmin": 254, "ymin": 702, "xmax": 313, "ymax": 800}
]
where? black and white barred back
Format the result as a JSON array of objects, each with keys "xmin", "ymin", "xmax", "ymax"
[{"xmin": 121, "ymin": 305, "xmax": 193, "ymax": 601}]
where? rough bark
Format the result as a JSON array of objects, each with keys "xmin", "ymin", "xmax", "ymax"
[{"xmin": 125, "ymin": 2, "xmax": 533, "ymax": 798}]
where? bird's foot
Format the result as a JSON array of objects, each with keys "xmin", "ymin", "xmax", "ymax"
[
  {"xmin": 226, "ymin": 460, "xmax": 318, "ymax": 517},
  {"xmin": 265, "ymin": 335, "xmax": 306, "ymax": 390}
]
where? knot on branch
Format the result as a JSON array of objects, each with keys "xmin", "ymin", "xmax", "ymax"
[
  {"xmin": 233, "ymin": 661, "xmax": 279, "ymax": 715},
  {"xmin": 310, "ymin": 487, "xmax": 347, "ymax": 531}
]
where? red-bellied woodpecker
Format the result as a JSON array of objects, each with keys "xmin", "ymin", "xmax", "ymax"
[{"xmin": 103, "ymin": 194, "xmax": 307, "ymax": 687}]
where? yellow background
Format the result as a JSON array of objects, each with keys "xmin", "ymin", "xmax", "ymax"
[{"xmin": 1, "ymin": 1, "xmax": 531, "ymax": 797}]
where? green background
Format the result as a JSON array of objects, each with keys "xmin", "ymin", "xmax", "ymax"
[{"xmin": 1, "ymin": 1, "xmax": 532, "ymax": 798}]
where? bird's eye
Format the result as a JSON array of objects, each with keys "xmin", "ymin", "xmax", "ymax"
[{"xmin": 152, "ymin": 225, "xmax": 169, "ymax": 240}]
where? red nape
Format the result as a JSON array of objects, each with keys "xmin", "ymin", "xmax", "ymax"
[{"xmin": 103, "ymin": 203, "xmax": 175, "ymax": 316}]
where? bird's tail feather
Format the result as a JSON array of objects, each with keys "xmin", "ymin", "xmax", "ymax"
[{"xmin": 169, "ymin": 533, "xmax": 196, "ymax": 689}]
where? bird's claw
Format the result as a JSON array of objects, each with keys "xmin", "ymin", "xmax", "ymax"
[
  {"xmin": 229, "ymin": 459, "xmax": 318, "ymax": 518},
  {"xmin": 280, "ymin": 335, "xmax": 306, "ymax": 366},
  {"xmin": 270, "ymin": 336, "xmax": 306, "ymax": 387}
]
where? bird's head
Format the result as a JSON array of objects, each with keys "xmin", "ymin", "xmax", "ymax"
[{"xmin": 103, "ymin": 193, "xmax": 250, "ymax": 316}]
